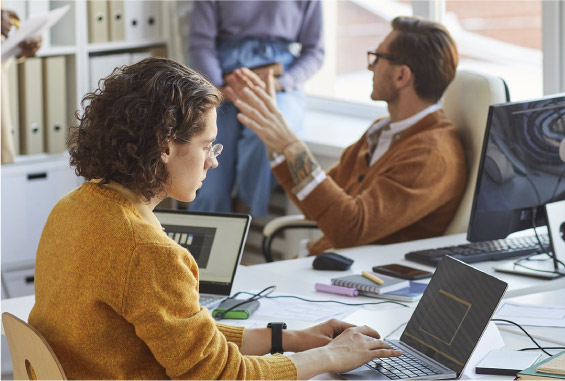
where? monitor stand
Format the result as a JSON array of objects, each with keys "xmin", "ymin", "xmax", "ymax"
[
  {"xmin": 494, "ymin": 200, "xmax": 565, "ymax": 280},
  {"xmin": 494, "ymin": 255, "xmax": 562, "ymax": 279}
]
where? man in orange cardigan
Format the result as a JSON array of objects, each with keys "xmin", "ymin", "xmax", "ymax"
[{"xmin": 226, "ymin": 16, "xmax": 467, "ymax": 255}]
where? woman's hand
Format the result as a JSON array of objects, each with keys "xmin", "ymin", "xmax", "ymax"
[
  {"xmin": 284, "ymin": 319, "xmax": 358, "ymax": 353},
  {"xmin": 288, "ymin": 325, "xmax": 403, "ymax": 379}
]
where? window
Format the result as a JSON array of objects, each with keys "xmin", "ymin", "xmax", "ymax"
[
  {"xmin": 305, "ymin": 0, "xmax": 563, "ymax": 104},
  {"xmin": 445, "ymin": 0, "xmax": 542, "ymax": 101}
]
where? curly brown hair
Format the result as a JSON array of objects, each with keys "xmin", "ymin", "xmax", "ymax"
[
  {"xmin": 389, "ymin": 16, "xmax": 459, "ymax": 103},
  {"xmin": 68, "ymin": 57, "xmax": 222, "ymax": 200}
]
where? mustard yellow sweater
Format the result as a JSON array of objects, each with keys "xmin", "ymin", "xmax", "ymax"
[{"xmin": 28, "ymin": 183, "xmax": 296, "ymax": 379}]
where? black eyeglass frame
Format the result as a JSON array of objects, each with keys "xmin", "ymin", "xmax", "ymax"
[{"xmin": 367, "ymin": 50, "xmax": 398, "ymax": 68}]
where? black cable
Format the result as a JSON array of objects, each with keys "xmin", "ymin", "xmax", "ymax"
[
  {"xmin": 519, "ymin": 347, "xmax": 565, "ymax": 351},
  {"xmin": 213, "ymin": 285, "xmax": 276, "ymax": 320},
  {"xmin": 234, "ymin": 290, "xmax": 411, "ymax": 308},
  {"xmin": 492, "ymin": 318, "xmax": 552, "ymax": 356}
]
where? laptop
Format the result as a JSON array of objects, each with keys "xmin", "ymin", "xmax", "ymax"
[
  {"xmin": 341, "ymin": 256, "xmax": 507, "ymax": 380},
  {"xmin": 154, "ymin": 209, "xmax": 252, "ymax": 309}
]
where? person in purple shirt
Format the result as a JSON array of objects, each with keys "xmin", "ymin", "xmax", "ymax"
[{"xmin": 188, "ymin": 0, "xmax": 324, "ymax": 216}]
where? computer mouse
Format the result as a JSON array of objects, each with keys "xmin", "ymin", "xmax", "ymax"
[{"xmin": 312, "ymin": 252, "xmax": 354, "ymax": 271}]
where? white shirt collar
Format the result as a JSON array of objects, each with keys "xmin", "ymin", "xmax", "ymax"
[
  {"xmin": 389, "ymin": 103, "xmax": 441, "ymax": 132},
  {"xmin": 366, "ymin": 103, "xmax": 441, "ymax": 137}
]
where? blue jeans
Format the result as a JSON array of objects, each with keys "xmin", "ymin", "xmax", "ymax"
[{"xmin": 190, "ymin": 38, "xmax": 305, "ymax": 216}]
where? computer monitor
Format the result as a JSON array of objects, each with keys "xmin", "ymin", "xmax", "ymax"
[{"xmin": 467, "ymin": 93, "xmax": 565, "ymax": 242}]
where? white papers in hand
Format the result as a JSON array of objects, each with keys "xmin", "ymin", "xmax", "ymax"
[{"xmin": 1, "ymin": 5, "xmax": 69, "ymax": 61}]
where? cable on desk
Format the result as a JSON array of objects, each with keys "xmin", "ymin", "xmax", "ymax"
[
  {"xmin": 234, "ymin": 289, "xmax": 411, "ymax": 308},
  {"xmin": 214, "ymin": 285, "xmax": 276, "ymax": 320},
  {"xmin": 519, "ymin": 347, "xmax": 565, "ymax": 352},
  {"xmin": 492, "ymin": 318, "xmax": 553, "ymax": 356}
]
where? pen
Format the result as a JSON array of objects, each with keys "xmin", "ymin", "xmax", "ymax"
[{"xmin": 362, "ymin": 271, "xmax": 384, "ymax": 285}]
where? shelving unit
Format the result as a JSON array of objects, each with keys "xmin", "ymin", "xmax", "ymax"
[{"xmin": 1, "ymin": 0, "xmax": 171, "ymax": 300}]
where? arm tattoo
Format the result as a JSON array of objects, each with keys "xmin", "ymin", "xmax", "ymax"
[{"xmin": 288, "ymin": 151, "xmax": 319, "ymax": 184}]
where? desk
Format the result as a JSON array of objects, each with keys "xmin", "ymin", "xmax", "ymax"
[
  {"xmin": 233, "ymin": 233, "xmax": 565, "ymax": 299},
  {"xmin": 2, "ymin": 234, "xmax": 564, "ymax": 379}
]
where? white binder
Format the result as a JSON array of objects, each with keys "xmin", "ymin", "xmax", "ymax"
[
  {"xmin": 89, "ymin": 53, "xmax": 131, "ymax": 92},
  {"xmin": 43, "ymin": 56, "xmax": 67, "ymax": 153},
  {"xmin": 141, "ymin": 1, "xmax": 161, "ymax": 39},
  {"xmin": 124, "ymin": 1, "xmax": 143, "ymax": 41},
  {"xmin": 18, "ymin": 58, "xmax": 44, "ymax": 155}
]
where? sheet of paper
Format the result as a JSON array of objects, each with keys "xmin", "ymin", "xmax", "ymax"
[
  {"xmin": 234, "ymin": 291, "xmax": 359, "ymax": 322},
  {"xmin": 494, "ymin": 301, "xmax": 565, "ymax": 328},
  {"xmin": 1, "ymin": 5, "xmax": 69, "ymax": 60}
]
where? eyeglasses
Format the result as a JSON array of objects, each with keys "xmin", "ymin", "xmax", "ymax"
[
  {"xmin": 367, "ymin": 50, "xmax": 397, "ymax": 68},
  {"xmin": 175, "ymin": 137, "xmax": 223, "ymax": 158}
]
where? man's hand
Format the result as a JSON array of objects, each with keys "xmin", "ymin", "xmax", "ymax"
[{"xmin": 224, "ymin": 68, "xmax": 296, "ymax": 154}]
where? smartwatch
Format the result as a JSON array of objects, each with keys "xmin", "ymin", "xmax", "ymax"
[{"xmin": 267, "ymin": 322, "xmax": 287, "ymax": 354}]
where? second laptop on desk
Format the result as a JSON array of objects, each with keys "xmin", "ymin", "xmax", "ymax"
[{"xmin": 341, "ymin": 256, "xmax": 508, "ymax": 380}]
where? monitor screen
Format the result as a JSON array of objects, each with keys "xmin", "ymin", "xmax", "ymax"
[{"xmin": 468, "ymin": 93, "xmax": 565, "ymax": 242}]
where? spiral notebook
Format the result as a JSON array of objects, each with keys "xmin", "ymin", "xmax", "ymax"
[{"xmin": 331, "ymin": 273, "xmax": 409, "ymax": 294}]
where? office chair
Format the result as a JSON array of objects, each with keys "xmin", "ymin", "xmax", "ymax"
[
  {"xmin": 261, "ymin": 68, "xmax": 510, "ymax": 262},
  {"xmin": 2, "ymin": 312, "xmax": 67, "ymax": 380},
  {"xmin": 441, "ymin": 68, "xmax": 510, "ymax": 234}
]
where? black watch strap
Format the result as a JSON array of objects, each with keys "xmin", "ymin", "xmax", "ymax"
[{"xmin": 267, "ymin": 322, "xmax": 287, "ymax": 354}]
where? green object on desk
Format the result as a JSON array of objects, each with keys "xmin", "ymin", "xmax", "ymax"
[
  {"xmin": 212, "ymin": 299, "xmax": 260, "ymax": 320},
  {"xmin": 517, "ymin": 351, "xmax": 565, "ymax": 380}
]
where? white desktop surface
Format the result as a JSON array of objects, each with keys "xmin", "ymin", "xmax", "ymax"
[
  {"xmin": 2, "ymin": 234, "xmax": 564, "ymax": 379},
  {"xmin": 233, "ymin": 233, "xmax": 565, "ymax": 299}
]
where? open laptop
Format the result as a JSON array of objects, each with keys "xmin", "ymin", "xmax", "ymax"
[
  {"xmin": 342, "ymin": 256, "xmax": 507, "ymax": 380},
  {"xmin": 154, "ymin": 209, "xmax": 251, "ymax": 309}
]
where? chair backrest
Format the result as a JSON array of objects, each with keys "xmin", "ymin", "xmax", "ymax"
[
  {"xmin": 2, "ymin": 312, "xmax": 67, "ymax": 380},
  {"xmin": 442, "ymin": 68, "xmax": 510, "ymax": 235}
]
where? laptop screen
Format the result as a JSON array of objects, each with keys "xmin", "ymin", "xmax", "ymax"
[
  {"xmin": 154, "ymin": 210, "xmax": 251, "ymax": 295},
  {"xmin": 400, "ymin": 256, "xmax": 507, "ymax": 376}
]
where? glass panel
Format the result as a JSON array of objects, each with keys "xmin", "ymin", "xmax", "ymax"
[{"xmin": 445, "ymin": 0, "xmax": 542, "ymax": 101}]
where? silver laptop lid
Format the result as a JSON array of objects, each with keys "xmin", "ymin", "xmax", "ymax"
[
  {"xmin": 154, "ymin": 210, "xmax": 251, "ymax": 296},
  {"xmin": 399, "ymin": 256, "xmax": 507, "ymax": 378}
]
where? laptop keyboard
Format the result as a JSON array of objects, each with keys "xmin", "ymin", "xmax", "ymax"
[{"xmin": 366, "ymin": 342, "xmax": 444, "ymax": 379}]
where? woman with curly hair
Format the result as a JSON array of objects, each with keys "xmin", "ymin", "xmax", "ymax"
[{"xmin": 27, "ymin": 57, "xmax": 400, "ymax": 380}]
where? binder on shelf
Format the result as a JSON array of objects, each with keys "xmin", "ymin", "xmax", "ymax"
[
  {"xmin": 141, "ymin": 1, "xmax": 161, "ymax": 39},
  {"xmin": 89, "ymin": 53, "xmax": 131, "ymax": 92},
  {"xmin": 43, "ymin": 56, "xmax": 67, "ymax": 154},
  {"xmin": 18, "ymin": 58, "xmax": 44, "ymax": 155},
  {"xmin": 88, "ymin": 0, "xmax": 109, "ymax": 43},
  {"xmin": 108, "ymin": 0, "xmax": 125, "ymax": 42},
  {"xmin": 124, "ymin": 1, "xmax": 143, "ymax": 41},
  {"xmin": 5, "ymin": 61, "xmax": 20, "ymax": 156}
]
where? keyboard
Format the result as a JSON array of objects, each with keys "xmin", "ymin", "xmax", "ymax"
[
  {"xmin": 365, "ymin": 342, "xmax": 444, "ymax": 379},
  {"xmin": 405, "ymin": 233, "xmax": 551, "ymax": 267}
]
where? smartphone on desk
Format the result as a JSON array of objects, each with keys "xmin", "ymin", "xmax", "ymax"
[{"xmin": 372, "ymin": 263, "xmax": 433, "ymax": 280}]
